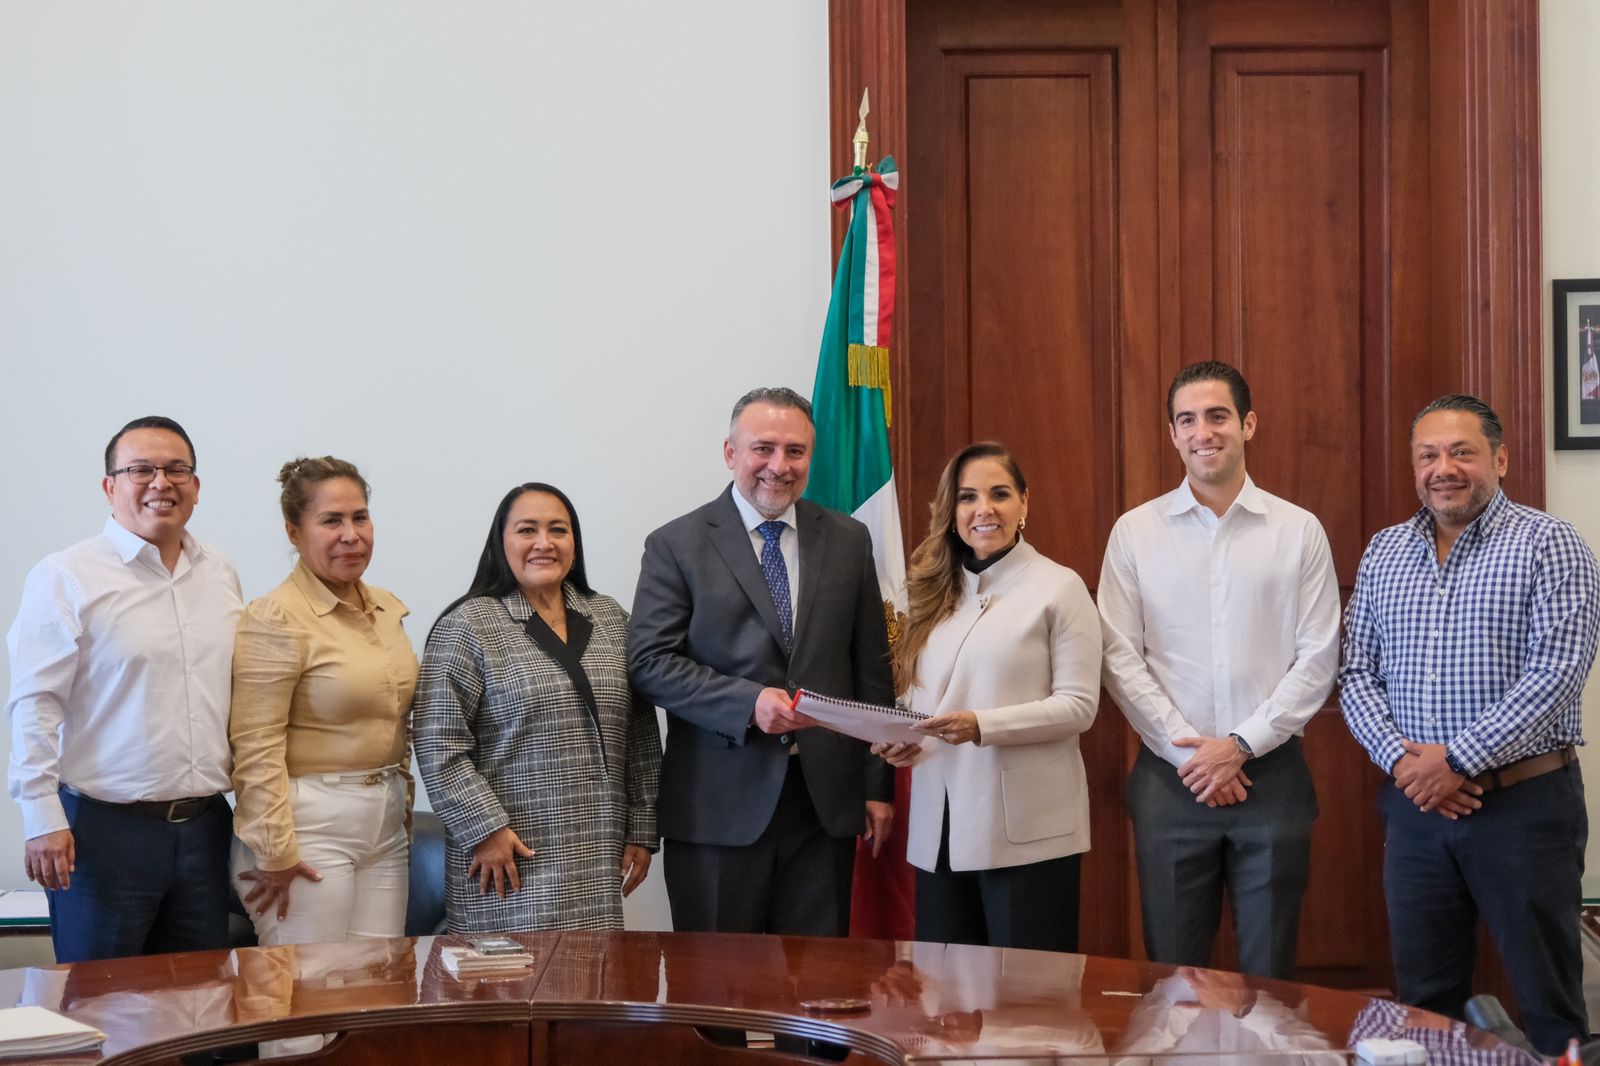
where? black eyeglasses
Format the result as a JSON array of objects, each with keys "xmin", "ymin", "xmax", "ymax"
[{"xmin": 108, "ymin": 463, "xmax": 196, "ymax": 485}]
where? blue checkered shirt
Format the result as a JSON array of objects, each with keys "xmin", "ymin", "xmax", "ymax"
[{"xmin": 1340, "ymin": 491, "xmax": 1600, "ymax": 777}]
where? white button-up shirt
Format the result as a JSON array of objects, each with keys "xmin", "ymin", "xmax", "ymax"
[
  {"xmin": 730, "ymin": 488, "xmax": 800, "ymax": 618},
  {"xmin": 1097, "ymin": 476, "xmax": 1341, "ymax": 766},
  {"xmin": 6, "ymin": 517, "xmax": 243, "ymax": 838}
]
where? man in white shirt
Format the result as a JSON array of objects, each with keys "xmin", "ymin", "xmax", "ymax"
[
  {"xmin": 6, "ymin": 416, "xmax": 243, "ymax": 962},
  {"xmin": 1098, "ymin": 363, "xmax": 1340, "ymax": 979}
]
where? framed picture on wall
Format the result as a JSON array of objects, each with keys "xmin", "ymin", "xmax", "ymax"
[{"xmin": 1554, "ymin": 278, "xmax": 1600, "ymax": 449}]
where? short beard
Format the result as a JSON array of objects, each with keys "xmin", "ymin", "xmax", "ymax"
[
  {"xmin": 1419, "ymin": 480, "xmax": 1495, "ymax": 527},
  {"xmin": 743, "ymin": 480, "xmax": 798, "ymax": 520}
]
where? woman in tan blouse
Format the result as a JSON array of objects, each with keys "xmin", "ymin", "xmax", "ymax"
[{"xmin": 229, "ymin": 456, "xmax": 418, "ymax": 946}]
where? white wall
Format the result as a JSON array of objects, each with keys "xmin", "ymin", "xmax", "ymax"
[
  {"xmin": 0, "ymin": 2, "xmax": 833, "ymax": 930},
  {"xmin": 1542, "ymin": 0, "xmax": 1600, "ymax": 896}
]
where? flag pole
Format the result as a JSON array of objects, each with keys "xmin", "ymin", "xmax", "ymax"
[
  {"xmin": 853, "ymin": 89, "xmax": 872, "ymax": 175},
  {"xmin": 812, "ymin": 85, "xmax": 913, "ymax": 939}
]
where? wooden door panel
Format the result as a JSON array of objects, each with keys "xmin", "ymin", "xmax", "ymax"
[
  {"xmin": 861, "ymin": 0, "xmax": 1543, "ymax": 997},
  {"xmin": 935, "ymin": 50, "xmax": 1128, "ymax": 962},
  {"xmin": 1210, "ymin": 51, "xmax": 1378, "ymax": 581},
  {"xmin": 949, "ymin": 53, "xmax": 1118, "ymax": 581},
  {"xmin": 908, "ymin": 0, "xmax": 1158, "ymax": 961},
  {"xmin": 1298, "ymin": 712, "xmax": 1391, "ymax": 981}
]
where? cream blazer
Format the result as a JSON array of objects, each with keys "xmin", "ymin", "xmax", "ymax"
[{"xmin": 905, "ymin": 540, "xmax": 1102, "ymax": 872}]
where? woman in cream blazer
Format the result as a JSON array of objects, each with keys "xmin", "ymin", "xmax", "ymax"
[{"xmin": 877, "ymin": 442, "xmax": 1101, "ymax": 952}]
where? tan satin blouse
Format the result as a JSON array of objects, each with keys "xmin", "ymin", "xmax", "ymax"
[{"xmin": 229, "ymin": 561, "xmax": 418, "ymax": 870}]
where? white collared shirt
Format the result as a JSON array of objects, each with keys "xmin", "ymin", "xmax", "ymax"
[
  {"xmin": 729, "ymin": 487, "xmax": 800, "ymax": 619},
  {"xmin": 6, "ymin": 516, "xmax": 243, "ymax": 838},
  {"xmin": 1097, "ymin": 476, "xmax": 1340, "ymax": 766}
]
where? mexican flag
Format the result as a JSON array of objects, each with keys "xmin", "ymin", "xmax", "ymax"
[
  {"xmin": 804, "ymin": 155, "xmax": 913, "ymax": 939},
  {"xmin": 806, "ymin": 156, "xmax": 906, "ymax": 621}
]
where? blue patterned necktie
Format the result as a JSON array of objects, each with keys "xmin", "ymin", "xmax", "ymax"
[{"xmin": 757, "ymin": 519, "xmax": 793, "ymax": 652}]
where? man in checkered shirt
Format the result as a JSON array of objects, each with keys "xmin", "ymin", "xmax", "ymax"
[{"xmin": 1341, "ymin": 393, "xmax": 1600, "ymax": 1056}]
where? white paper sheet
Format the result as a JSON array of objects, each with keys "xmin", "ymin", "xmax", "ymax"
[{"xmin": 793, "ymin": 689, "xmax": 929, "ymax": 746}]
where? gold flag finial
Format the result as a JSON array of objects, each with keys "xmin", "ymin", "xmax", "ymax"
[{"xmin": 852, "ymin": 88, "xmax": 871, "ymax": 173}]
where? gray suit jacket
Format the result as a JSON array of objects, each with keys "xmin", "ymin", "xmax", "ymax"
[{"xmin": 628, "ymin": 485, "xmax": 895, "ymax": 846}]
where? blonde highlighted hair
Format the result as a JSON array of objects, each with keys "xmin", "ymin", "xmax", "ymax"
[{"xmin": 893, "ymin": 442, "xmax": 1027, "ymax": 693}]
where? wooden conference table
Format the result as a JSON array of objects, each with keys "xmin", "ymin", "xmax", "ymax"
[{"xmin": 0, "ymin": 931, "xmax": 1532, "ymax": 1064}]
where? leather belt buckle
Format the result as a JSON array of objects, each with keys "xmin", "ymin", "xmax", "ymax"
[
  {"xmin": 1471, "ymin": 746, "xmax": 1576, "ymax": 795},
  {"xmin": 164, "ymin": 797, "xmax": 206, "ymax": 823},
  {"xmin": 61, "ymin": 784, "xmax": 213, "ymax": 822}
]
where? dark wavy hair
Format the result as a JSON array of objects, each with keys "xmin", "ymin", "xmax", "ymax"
[{"xmin": 430, "ymin": 483, "xmax": 592, "ymax": 639}]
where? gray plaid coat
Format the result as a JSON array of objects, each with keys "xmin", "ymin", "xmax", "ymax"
[{"xmin": 414, "ymin": 586, "xmax": 661, "ymax": 932}]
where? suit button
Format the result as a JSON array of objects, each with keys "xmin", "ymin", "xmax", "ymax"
[
  {"xmin": 788, "ymin": 680, "xmax": 797, "ymax": 690},
  {"xmin": 778, "ymin": 733, "xmax": 793, "ymax": 746}
]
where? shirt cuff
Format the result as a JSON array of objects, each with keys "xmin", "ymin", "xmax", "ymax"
[
  {"xmin": 21, "ymin": 795, "xmax": 69, "ymax": 841},
  {"xmin": 253, "ymin": 844, "xmax": 303, "ymax": 873},
  {"xmin": 1160, "ymin": 740, "xmax": 1196, "ymax": 768},
  {"xmin": 1231, "ymin": 719, "xmax": 1280, "ymax": 760},
  {"xmin": 1449, "ymin": 733, "xmax": 1493, "ymax": 778},
  {"xmin": 1374, "ymin": 735, "xmax": 1409, "ymax": 777},
  {"xmin": 971, "ymin": 707, "xmax": 997, "ymax": 747}
]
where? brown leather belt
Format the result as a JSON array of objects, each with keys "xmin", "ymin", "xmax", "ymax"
[
  {"xmin": 1470, "ymin": 746, "xmax": 1577, "ymax": 794},
  {"xmin": 60, "ymin": 784, "xmax": 218, "ymax": 823}
]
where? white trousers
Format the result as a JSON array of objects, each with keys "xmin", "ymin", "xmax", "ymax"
[{"xmin": 231, "ymin": 768, "xmax": 410, "ymax": 947}]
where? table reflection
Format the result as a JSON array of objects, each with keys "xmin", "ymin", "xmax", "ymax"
[
  {"xmin": 867, "ymin": 943, "xmax": 1104, "ymax": 1059},
  {"xmin": 0, "ymin": 932, "xmax": 1536, "ymax": 1064},
  {"xmin": 1348, "ymin": 998, "xmax": 1538, "ymax": 1066},
  {"xmin": 15, "ymin": 938, "xmax": 419, "ymax": 1059},
  {"xmin": 1110, "ymin": 969, "xmax": 1338, "ymax": 1065}
]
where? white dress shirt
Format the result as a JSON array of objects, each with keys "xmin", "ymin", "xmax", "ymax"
[
  {"xmin": 1097, "ymin": 476, "xmax": 1340, "ymax": 766},
  {"xmin": 729, "ymin": 488, "xmax": 800, "ymax": 618},
  {"xmin": 6, "ymin": 516, "xmax": 243, "ymax": 839}
]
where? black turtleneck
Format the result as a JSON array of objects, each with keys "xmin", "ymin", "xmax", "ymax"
[{"xmin": 963, "ymin": 541, "xmax": 1017, "ymax": 574}]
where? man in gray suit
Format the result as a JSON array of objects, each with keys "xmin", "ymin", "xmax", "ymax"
[{"xmin": 629, "ymin": 386, "xmax": 895, "ymax": 936}]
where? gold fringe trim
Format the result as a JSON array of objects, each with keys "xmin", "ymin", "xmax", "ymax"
[{"xmin": 847, "ymin": 343, "xmax": 893, "ymax": 426}]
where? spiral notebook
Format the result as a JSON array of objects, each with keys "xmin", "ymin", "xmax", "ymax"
[{"xmin": 791, "ymin": 689, "xmax": 929, "ymax": 745}]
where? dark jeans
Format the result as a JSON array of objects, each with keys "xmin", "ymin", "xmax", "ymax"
[
  {"xmin": 1127, "ymin": 739, "xmax": 1317, "ymax": 978},
  {"xmin": 48, "ymin": 787, "xmax": 231, "ymax": 963},
  {"xmin": 1380, "ymin": 761, "xmax": 1587, "ymax": 1056}
]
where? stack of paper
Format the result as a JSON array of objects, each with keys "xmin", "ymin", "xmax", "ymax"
[
  {"xmin": 0, "ymin": 1006, "xmax": 104, "ymax": 1059},
  {"xmin": 439, "ymin": 946, "xmax": 534, "ymax": 978}
]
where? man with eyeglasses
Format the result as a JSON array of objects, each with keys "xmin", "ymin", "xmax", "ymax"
[{"xmin": 6, "ymin": 416, "xmax": 242, "ymax": 962}]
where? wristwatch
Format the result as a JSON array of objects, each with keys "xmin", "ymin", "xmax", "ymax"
[
  {"xmin": 1230, "ymin": 733, "xmax": 1253, "ymax": 758},
  {"xmin": 1445, "ymin": 750, "xmax": 1468, "ymax": 777}
]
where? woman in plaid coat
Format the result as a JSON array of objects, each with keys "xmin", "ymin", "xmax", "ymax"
[{"xmin": 415, "ymin": 483, "xmax": 661, "ymax": 932}]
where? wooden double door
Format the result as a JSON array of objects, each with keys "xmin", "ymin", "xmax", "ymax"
[{"xmin": 831, "ymin": 0, "xmax": 1544, "ymax": 990}]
